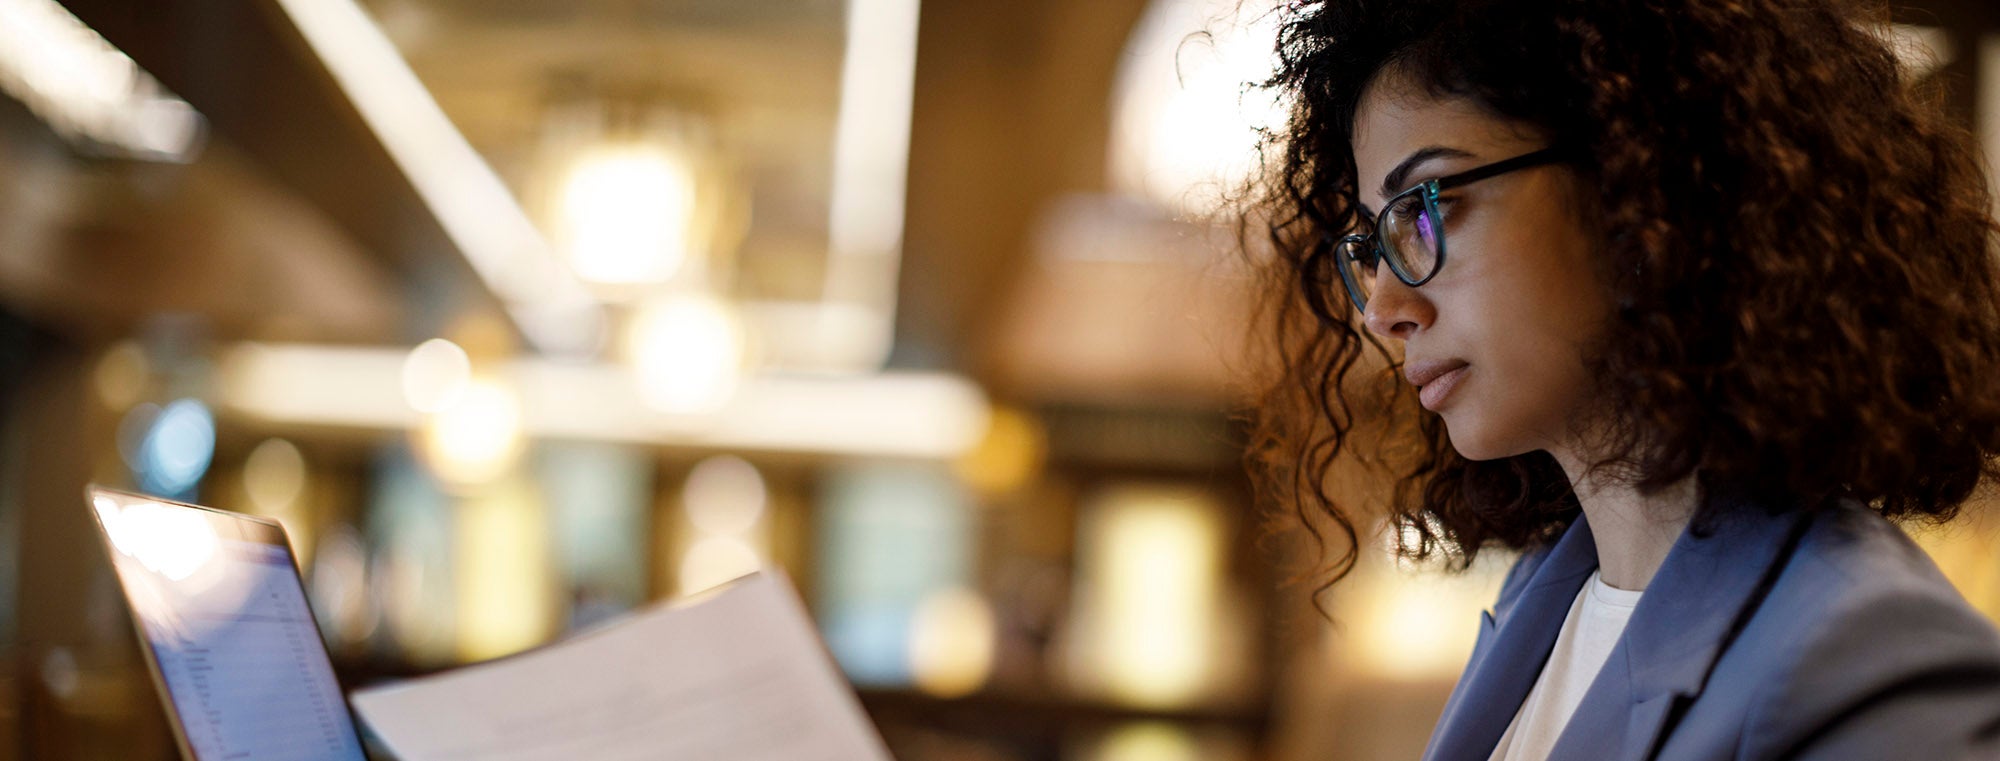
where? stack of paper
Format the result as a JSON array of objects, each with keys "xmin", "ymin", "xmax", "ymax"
[{"xmin": 352, "ymin": 572, "xmax": 892, "ymax": 761}]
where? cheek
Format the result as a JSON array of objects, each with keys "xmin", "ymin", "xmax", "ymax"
[
  {"xmin": 1447, "ymin": 305, "xmax": 1601, "ymax": 459},
  {"xmin": 1484, "ymin": 198, "xmax": 1612, "ymax": 351},
  {"xmin": 1439, "ymin": 229, "xmax": 1610, "ymax": 457}
]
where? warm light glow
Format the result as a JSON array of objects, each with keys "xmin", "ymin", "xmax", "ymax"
[
  {"xmin": 821, "ymin": 0, "xmax": 921, "ymax": 370},
  {"xmin": 401, "ymin": 338, "xmax": 471, "ymax": 413},
  {"xmin": 417, "ymin": 378, "xmax": 524, "ymax": 486},
  {"xmin": 0, "ymin": 0, "xmax": 204, "ymax": 161},
  {"xmin": 1881, "ymin": 24, "xmax": 1954, "ymax": 78},
  {"xmin": 953, "ymin": 407, "xmax": 1045, "ymax": 494},
  {"xmin": 1983, "ymin": 35, "xmax": 2000, "ymax": 224},
  {"xmin": 557, "ymin": 146, "xmax": 696, "ymax": 287},
  {"xmin": 244, "ymin": 438, "xmax": 307, "ymax": 513},
  {"xmin": 222, "ymin": 342, "xmax": 990, "ymax": 458},
  {"xmin": 683, "ymin": 455, "xmax": 766, "ymax": 536},
  {"xmin": 93, "ymin": 341, "xmax": 149, "ymax": 410},
  {"xmin": 1350, "ymin": 582, "xmax": 1473, "ymax": 681},
  {"xmin": 1109, "ymin": 0, "xmax": 1283, "ymax": 213},
  {"xmin": 678, "ymin": 536, "xmax": 762, "ymax": 597},
  {"xmin": 1071, "ymin": 486, "xmax": 1222, "ymax": 708},
  {"xmin": 270, "ymin": 0, "xmax": 601, "ymax": 354},
  {"xmin": 1342, "ymin": 535, "xmax": 1509, "ymax": 682},
  {"xmin": 1900, "ymin": 517, "xmax": 2000, "ymax": 630},
  {"xmin": 626, "ymin": 295, "xmax": 746, "ymax": 415},
  {"xmin": 222, "ymin": 343, "xmax": 417, "ymax": 430},
  {"xmin": 744, "ymin": 300, "xmax": 894, "ymax": 375},
  {"xmin": 243, "ymin": 438, "xmax": 311, "ymax": 560},
  {"xmin": 456, "ymin": 484, "xmax": 552, "ymax": 660},
  {"xmin": 908, "ymin": 587, "xmax": 996, "ymax": 698},
  {"xmin": 676, "ymin": 455, "xmax": 770, "ymax": 598},
  {"xmin": 827, "ymin": 0, "xmax": 920, "ymax": 264},
  {"xmin": 1093, "ymin": 722, "xmax": 1202, "ymax": 761}
]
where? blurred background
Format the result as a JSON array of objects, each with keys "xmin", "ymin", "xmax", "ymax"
[{"xmin": 2, "ymin": 0, "xmax": 1998, "ymax": 759}]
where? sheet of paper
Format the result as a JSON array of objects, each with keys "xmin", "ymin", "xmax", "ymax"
[{"xmin": 350, "ymin": 572, "xmax": 891, "ymax": 761}]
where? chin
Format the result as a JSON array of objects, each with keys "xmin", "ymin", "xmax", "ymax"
[{"xmin": 1439, "ymin": 414, "xmax": 1529, "ymax": 462}]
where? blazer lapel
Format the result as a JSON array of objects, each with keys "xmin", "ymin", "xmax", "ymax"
[
  {"xmin": 1420, "ymin": 515, "xmax": 1600, "ymax": 761},
  {"xmin": 1548, "ymin": 491, "xmax": 1816, "ymax": 761}
]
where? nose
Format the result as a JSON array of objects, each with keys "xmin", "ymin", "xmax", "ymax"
[{"xmin": 1361, "ymin": 268, "xmax": 1432, "ymax": 341}]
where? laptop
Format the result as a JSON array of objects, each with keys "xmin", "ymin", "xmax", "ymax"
[{"xmin": 86, "ymin": 485, "xmax": 370, "ymax": 761}]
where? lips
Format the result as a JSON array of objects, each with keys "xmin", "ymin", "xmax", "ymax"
[
  {"xmin": 1404, "ymin": 359, "xmax": 1470, "ymax": 411},
  {"xmin": 1404, "ymin": 358, "xmax": 1468, "ymax": 387}
]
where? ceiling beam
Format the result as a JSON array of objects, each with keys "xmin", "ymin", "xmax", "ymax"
[{"xmin": 55, "ymin": 0, "xmax": 510, "ymax": 339}]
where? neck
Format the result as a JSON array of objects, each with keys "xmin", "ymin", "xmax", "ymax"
[{"xmin": 1549, "ymin": 451, "xmax": 1699, "ymax": 592}]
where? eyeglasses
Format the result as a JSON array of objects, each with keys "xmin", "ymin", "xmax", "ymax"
[{"xmin": 1301, "ymin": 147, "xmax": 1566, "ymax": 321}]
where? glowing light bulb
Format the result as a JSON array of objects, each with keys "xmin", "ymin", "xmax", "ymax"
[
  {"xmin": 626, "ymin": 295, "xmax": 745, "ymax": 415},
  {"xmin": 558, "ymin": 146, "xmax": 696, "ymax": 286}
]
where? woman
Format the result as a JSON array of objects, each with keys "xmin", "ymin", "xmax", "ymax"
[{"xmin": 1244, "ymin": 0, "xmax": 2000, "ymax": 759}]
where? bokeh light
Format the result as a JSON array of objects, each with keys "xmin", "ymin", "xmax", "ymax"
[
  {"xmin": 678, "ymin": 535, "xmax": 762, "ymax": 597},
  {"xmin": 400, "ymin": 338, "xmax": 471, "ymax": 414},
  {"xmin": 908, "ymin": 587, "xmax": 996, "ymax": 698},
  {"xmin": 137, "ymin": 398, "xmax": 216, "ymax": 497},
  {"xmin": 243, "ymin": 438, "xmax": 307, "ymax": 514},
  {"xmin": 683, "ymin": 455, "xmax": 766, "ymax": 536},
  {"xmin": 92, "ymin": 340, "xmax": 149, "ymax": 410},
  {"xmin": 626, "ymin": 295, "xmax": 746, "ymax": 415},
  {"xmin": 556, "ymin": 145, "xmax": 696, "ymax": 287},
  {"xmin": 416, "ymin": 377, "xmax": 523, "ymax": 487}
]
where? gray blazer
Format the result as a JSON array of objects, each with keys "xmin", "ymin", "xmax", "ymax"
[{"xmin": 1419, "ymin": 493, "xmax": 2000, "ymax": 761}]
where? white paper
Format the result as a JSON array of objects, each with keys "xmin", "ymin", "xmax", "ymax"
[{"xmin": 351, "ymin": 572, "xmax": 891, "ymax": 761}]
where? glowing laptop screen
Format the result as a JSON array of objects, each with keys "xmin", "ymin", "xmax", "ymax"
[{"xmin": 90, "ymin": 488, "xmax": 367, "ymax": 761}]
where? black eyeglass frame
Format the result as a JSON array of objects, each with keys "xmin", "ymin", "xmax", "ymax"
[{"xmin": 1302, "ymin": 146, "xmax": 1567, "ymax": 322}]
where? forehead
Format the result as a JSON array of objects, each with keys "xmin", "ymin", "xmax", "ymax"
[{"xmin": 1351, "ymin": 72, "xmax": 1546, "ymax": 200}]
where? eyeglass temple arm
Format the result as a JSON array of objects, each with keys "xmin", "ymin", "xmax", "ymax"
[{"xmin": 1430, "ymin": 147, "xmax": 1568, "ymax": 191}]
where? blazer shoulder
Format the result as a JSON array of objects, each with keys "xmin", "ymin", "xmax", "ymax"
[
  {"xmin": 1763, "ymin": 499, "xmax": 1999, "ymax": 654},
  {"xmin": 1792, "ymin": 500, "xmax": 1963, "ymax": 589},
  {"xmin": 1734, "ymin": 502, "xmax": 2000, "ymax": 759}
]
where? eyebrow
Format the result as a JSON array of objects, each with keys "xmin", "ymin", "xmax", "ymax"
[{"xmin": 1376, "ymin": 145, "xmax": 1477, "ymax": 204}]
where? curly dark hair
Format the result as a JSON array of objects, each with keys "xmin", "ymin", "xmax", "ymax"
[{"xmin": 1243, "ymin": 0, "xmax": 2000, "ymax": 595}]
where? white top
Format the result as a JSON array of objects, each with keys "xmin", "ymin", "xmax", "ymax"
[{"xmin": 1487, "ymin": 569, "xmax": 1645, "ymax": 761}]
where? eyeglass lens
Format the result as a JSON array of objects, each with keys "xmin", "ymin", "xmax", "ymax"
[
  {"xmin": 1336, "ymin": 192, "xmax": 1443, "ymax": 311},
  {"xmin": 1381, "ymin": 193, "xmax": 1441, "ymax": 283}
]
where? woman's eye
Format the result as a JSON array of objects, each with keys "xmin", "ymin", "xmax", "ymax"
[
  {"xmin": 1420, "ymin": 198, "xmax": 1460, "ymax": 240},
  {"xmin": 1423, "ymin": 196, "xmax": 1458, "ymax": 222}
]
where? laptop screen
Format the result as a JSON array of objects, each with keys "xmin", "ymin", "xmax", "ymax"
[{"xmin": 88, "ymin": 487, "xmax": 368, "ymax": 761}]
